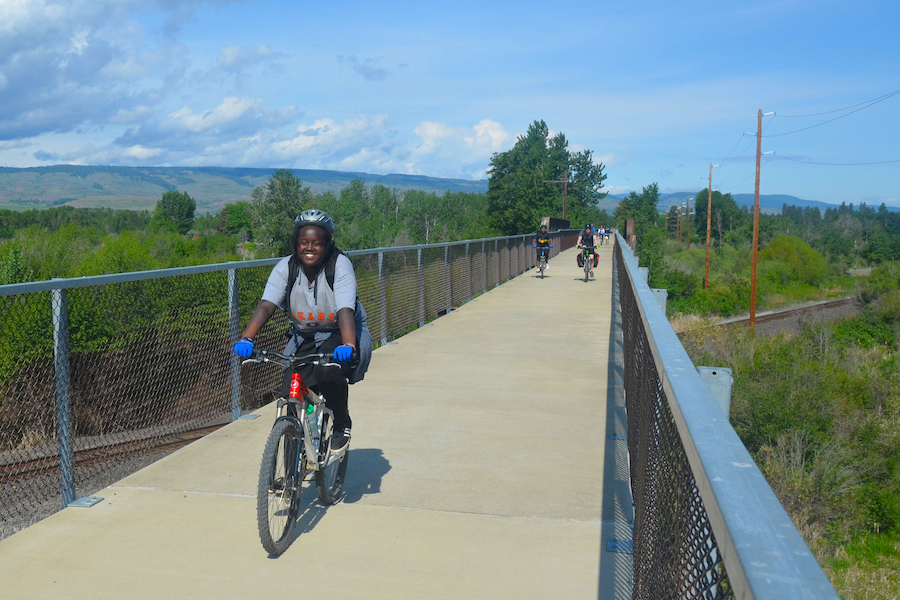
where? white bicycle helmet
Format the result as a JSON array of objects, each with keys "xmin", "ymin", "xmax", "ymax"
[{"xmin": 294, "ymin": 209, "xmax": 335, "ymax": 235}]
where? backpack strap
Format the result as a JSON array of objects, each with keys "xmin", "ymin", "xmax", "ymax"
[{"xmin": 283, "ymin": 247, "xmax": 344, "ymax": 309}]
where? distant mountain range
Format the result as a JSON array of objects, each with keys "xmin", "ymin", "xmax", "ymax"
[
  {"xmin": 1, "ymin": 165, "xmax": 885, "ymax": 215},
  {"xmin": 0, "ymin": 165, "xmax": 489, "ymax": 212},
  {"xmin": 607, "ymin": 191, "xmax": 900, "ymax": 214}
]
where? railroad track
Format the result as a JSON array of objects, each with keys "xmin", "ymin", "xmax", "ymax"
[
  {"xmin": 0, "ymin": 423, "xmax": 227, "ymax": 484},
  {"xmin": 719, "ymin": 296, "xmax": 856, "ymax": 327}
]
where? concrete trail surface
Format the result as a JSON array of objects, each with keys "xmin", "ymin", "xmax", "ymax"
[{"xmin": 0, "ymin": 243, "xmax": 632, "ymax": 600}]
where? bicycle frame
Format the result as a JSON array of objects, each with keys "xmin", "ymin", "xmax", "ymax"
[
  {"xmin": 245, "ymin": 349, "xmax": 344, "ymax": 471},
  {"xmin": 581, "ymin": 247, "xmax": 593, "ymax": 281},
  {"xmin": 274, "ymin": 391, "xmax": 334, "ymax": 472}
]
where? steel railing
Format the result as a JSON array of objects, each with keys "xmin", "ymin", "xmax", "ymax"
[
  {"xmin": 0, "ymin": 231, "xmax": 578, "ymax": 537},
  {"xmin": 614, "ymin": 232, "xmax": 839, "ymax": 599}
]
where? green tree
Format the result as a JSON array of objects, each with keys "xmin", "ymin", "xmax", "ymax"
[
  {"xmin": 250, "ymin": 170, "xmax": 312, "ymax": 256},
  {"xmin": 614, "ymin": 182, "xmax": 660, "ymax": 234},
  {"xmin": 149, "ymin": 191, "xmax": 196, "ymax": 235},
  {"xmin": 487, "ymin": 119, "xmax": 607, "ymax": 234},
  {"xmin": 216, "ymin": 201, "xmax": 254, "ymax": 237},
  {"xmin": 403, "ymin": 190, "xmax": 450, "ymax": 244},
  {"xmin": 760, "ymin": 234, "xmax": 828, "ymax": 286},
  {"xmin": 0, "ymin": 242, "xmax": 31, "ymax": 284},
  {"xmin": 692, "ymin": 188, "xmax": 743, "ymax": 247}
]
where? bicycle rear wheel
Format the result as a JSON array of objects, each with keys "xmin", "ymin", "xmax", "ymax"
[
  {"xmin": 257, "ymin": 418, "xmax": 305, "ymax": 556},
  {"xmin": 315, "ymin": 413, "xmax": 349, "ymax": 504}
]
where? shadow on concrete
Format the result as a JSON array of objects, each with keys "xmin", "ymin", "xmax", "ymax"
[
  {"xmin": 270, "ymin": 448, "xmax": 392, "ymax": 555},
  {"xmin": 596, "ymin": 258, "xmax": 634, "ymax": 599},
  {"xmin": 341, "ymin": 448, "xmax": 391, "ymax": 504}
]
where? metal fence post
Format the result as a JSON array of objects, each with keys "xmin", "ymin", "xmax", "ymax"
[
  {"xmin": 444, "ymin": 244, "xmax": 451, "ymax": 314},
  {"xmin": 417, "ymin": 247, "xmax": 425, "ymax": 327},
  {"xmin": 378, "ymin": 251, "xmax": 387, "ymax": 346},
  {"xmin": 494, "ymin": 239, "xmax": 499, "ymax": 287},
  {"xmin": 465, "ymin": 242, "xmax": 471, "ymax": 302},
  {"xmin": 51, "ymin": 287, "xmax": 75, "ymax": 508},
  {"xmin": 482, "ymin": 241, "xmax": 487, "ymax": 294},
  {"xmin": 227, "ymin": 268, "xmax": 241, "ymax": 421}
]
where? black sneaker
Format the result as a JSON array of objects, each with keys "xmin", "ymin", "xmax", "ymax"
[{"xmin": 331, "ymin": 427, "xmax": 350, "ymax": 454}]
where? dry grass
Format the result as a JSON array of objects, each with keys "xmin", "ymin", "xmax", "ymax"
[
  {"xmin": 824, "ymin": 538, "xmax": 900, "ymax": 600},
  {"xmin": 669, "ymin": 312, "xmax": 721, "ymax": 335}
]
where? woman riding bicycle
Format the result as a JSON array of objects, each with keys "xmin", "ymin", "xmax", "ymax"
[{"xmin": 234, "ymin": 209, "xmax": 358, "ymax": 454}]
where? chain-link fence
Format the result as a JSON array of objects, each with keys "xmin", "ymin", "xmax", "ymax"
[
  {"xmin": 0, "ymin": 231, "xmax": 577, "ymax": 538},
  {"xmin": 614, "ymin": 233, "xmax": 840, "ymax": 600}
]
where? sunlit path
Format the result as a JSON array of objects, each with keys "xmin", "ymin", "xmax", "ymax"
[{"xmin": 0, "ymin": 243, "xmax": 629, "ymax": 600}]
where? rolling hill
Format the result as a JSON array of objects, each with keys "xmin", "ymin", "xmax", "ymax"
[{"xmin": 0, "ymin": 165, "xmax": 489, "ymax": 213}]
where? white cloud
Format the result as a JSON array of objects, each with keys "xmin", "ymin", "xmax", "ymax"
[
  {"xmin": 595, "ymin": 151, "xmax": 632, "ymax": 168},
  {"xmin": 605, "ymin": 185, "xmax": 633, "ymax": 196},
  {"xmin": 0, "ymin": 0, "xmax": 235, "ymax": 140},
  {"xmin": 109, "ymin": 106, "xmax": 154, "ymax": 124},
  {"xmin": 122, "ymin": 145, "xmax": 163, "ymax": 160},
  {"xmin": 218, "ymin": 44, "xmax": 272, "ymax": 70},
  {"xmin": 408, "ymin": 119, "xmax": 510, "ymax": 178},
  {"xmin": 337, "ymin": 55, "xmax": 389, "ymax": 81}
]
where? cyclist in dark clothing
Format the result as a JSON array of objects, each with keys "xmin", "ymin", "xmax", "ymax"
[
  {"xmin": 533, "ymin": 224, "xmax": 552, "ymax": 270},
  {"xmin": 576, "ymin": 223, "xmax": 599, "ymax": 278}
]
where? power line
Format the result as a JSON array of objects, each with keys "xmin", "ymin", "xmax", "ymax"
[
  {"xmin": 720, "ymin": 154, "xmax": 775, "ymax": 192},
  {"xmin": 716, "ymin": 133, "xmax": 751, "ymax": 169},
  {"xmin": 714, "ymin": 115, "xmax": 775, "ymax": 175},
  {"xmin": 777, "ymin": 88, "xmax": 900, "ymax": 117},
  {"xmin": 765, "ymin": 90, "xmax": 900, "ymax": 137},
  {"xmin": 773, "ymin": 153, "xmax": 900, "ymax": 166}
]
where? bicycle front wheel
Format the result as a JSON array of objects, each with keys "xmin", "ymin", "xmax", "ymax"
[
  {"xmin": 257, "ymin": 418, "xmax": 305, "ymax": 556},
  {"xmin": 315, "ymin": 414, "xmax": 349, "ymax": 505}
]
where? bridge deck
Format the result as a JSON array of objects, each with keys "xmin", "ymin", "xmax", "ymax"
[{"xmin": 0, "ymin": 244, "xmax": 632, "ymax": 599}]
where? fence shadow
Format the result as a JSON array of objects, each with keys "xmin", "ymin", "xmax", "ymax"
[{"xmin": 597, "ymin": 254, "xmax": 634, "ymax": 600}]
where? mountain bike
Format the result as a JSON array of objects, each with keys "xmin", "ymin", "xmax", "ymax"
[
  {"xmin": 533, "ymin": 244, "xmax": 553, "ymax": 278},
  {"xmin": 580, "ymin": 246, "xmax": 594, "ymax": 282},
  {"xmin": 243, "ymin": 349, "xmax": 350, "ymax": 556}
]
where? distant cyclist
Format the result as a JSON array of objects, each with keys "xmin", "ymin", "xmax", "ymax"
[
  {"xmin": 576, "ymin": 223, "xmax": 599, "ymax": 278},
  {"xmin": 533, "ymin": 224, "xmax": 552, "ymax": 270}
]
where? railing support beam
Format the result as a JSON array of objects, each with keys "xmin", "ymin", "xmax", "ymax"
[{"xmin": 51, "ymin": 287, "xmax": 75, "ymax": 508}]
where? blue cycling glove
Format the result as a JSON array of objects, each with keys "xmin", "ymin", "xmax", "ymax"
[
  {"xmin": 234, "ymin": 337, "xmax": 254, "ymax": 357},
  {"xmin": 333, "ymin": 345, "xmax": 354, "ymax": 362}
]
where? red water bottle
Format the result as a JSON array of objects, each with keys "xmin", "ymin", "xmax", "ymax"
[{"xmin": 289, "ymin": 373, "xmax": 308, "ymax": 398}]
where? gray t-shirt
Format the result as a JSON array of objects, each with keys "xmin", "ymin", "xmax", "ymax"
[{"xmin": 262, "ymin": 254, "xmax": 357, "ymax": 338}]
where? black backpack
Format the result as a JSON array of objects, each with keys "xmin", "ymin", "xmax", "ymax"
[{"xmin": 282, "ymin": 249, "xmax": 372, "ymax": 384}]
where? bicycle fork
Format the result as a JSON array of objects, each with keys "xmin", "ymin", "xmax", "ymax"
[{"xmin": 285, "ymin": 373, "xmax": 333, "ymax": 472}]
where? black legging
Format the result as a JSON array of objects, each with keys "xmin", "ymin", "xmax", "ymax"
[{"xmin": 281, "ymin": 331, "xmax": 352, "ymax": 431}]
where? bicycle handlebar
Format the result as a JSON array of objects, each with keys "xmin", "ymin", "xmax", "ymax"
[{"xmin": 241, "ymin": 349, "xmax": 345, "ymax": 368}]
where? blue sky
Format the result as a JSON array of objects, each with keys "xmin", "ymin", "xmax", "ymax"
[{"xmin": 1, "ymin": 0, "xmax": 898, "ymax": 205}]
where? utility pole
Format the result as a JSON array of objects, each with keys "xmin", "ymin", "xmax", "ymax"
[
  {"xmin": 685, "ymin": 196, "xmax": 691, "ymax": 250},
  {"xmin": 750, "ymin": 109, "xmax": 763, "ymax": 329},
  {"xmin": 705, "ymin": 164, "xmax": 717, "ymax": 289},
  {"xmin": 544, "ymin": 168, "xmax": 570, "ymax": 222},
  {"xmin": 676, "ymin": 203, "xmax": 681, "ymax": 240}
]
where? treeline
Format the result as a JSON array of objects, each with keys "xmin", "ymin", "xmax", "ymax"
[
  {"xmin": 0, "ymin": 206, "xmax": 151, "ymax": 239},
  {"xmin": 0, "ymin": 171, "xmax": 507, "ymax": 285},
  {"xmin": 619, "ymin": 184, "xmax": 900, "ymax": 317}
]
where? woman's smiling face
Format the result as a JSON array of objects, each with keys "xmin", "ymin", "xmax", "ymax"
[{"xmin": 296, "ymin": 225, "xmax": 328, "ymax": 269}]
